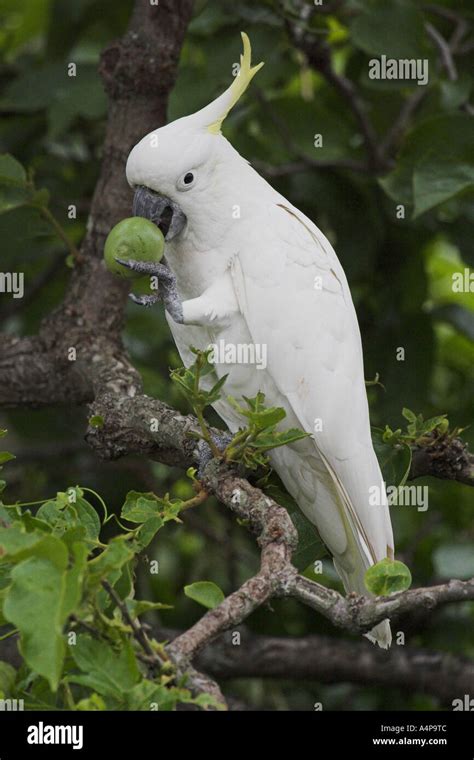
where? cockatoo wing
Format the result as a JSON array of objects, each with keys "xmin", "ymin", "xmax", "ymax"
[{"xmin": 231, "ymin": 198, "xmax": 393, "ymax": 579}]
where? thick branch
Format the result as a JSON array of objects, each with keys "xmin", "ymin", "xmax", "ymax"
[
  {"xmin": 168, "ymin": 544, "xmax": 290, "ymax": 666},
  {"xmin": 287, "ymin": 574, "xmax": 474, "ymax": 634},
  {"xmin": 410, "ymin": 435, "xmax": 474, "ymax": 487},
  {"xmin": 195, "ymin": 630, "xmax": 474, "ymax": 706}
]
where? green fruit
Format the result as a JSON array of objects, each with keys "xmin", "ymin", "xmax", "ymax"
[{"xmin": 104, "ymin": 217, "xmax": 165, "ymax": 280}]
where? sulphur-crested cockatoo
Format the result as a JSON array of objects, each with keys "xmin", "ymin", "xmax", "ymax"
[{"xmin": 123, "ymin": 33, "xmax": 394, "ymax": 647}]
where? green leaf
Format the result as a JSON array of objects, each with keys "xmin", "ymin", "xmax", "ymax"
[
  {"xmin": 247, "ymin": 406, "xmax": 286, "ymax": 430},
  {"xmin": 47, "ymin": 66, "xmax": 107, "ymax": 139},
  {"xmin": 0, "ymin": 661, "xmax": 16, "ymax": 697},
  {"xmin": 0, "ymin": 205, "xmax": 54, "ymax": 260},
  {"xmin": 113, "ymin": 561, "xmax": 133, "ymax": 601},
  {"xmin": 380, "ymin": 114, "xmax": 474, "ymax": 215},
  {"xmin": 170, "ymin": 348, "xmax": 226, "ymax": 411},
  {"xmin": 124, "ymin": 680, "xmax": 171, "ymax": 711},
  {"xmin": 123, "ymin": 680, "xmax": 209, "ymax": 711},
  {"xmin": 364, "ymin": 558, "xmax": 412, "ymax": 596},
  {"xmin": 401, "ymin": 407, "xmax": 416, "ymax": 423},
  {"xmin": 121, "ymin": 492, "xmax": 182, "ymax": 538},
  {"xmin": 61, "ymin": 543, "xmax": 88, "ymax": 620},
  {"xmin": 0, "ymin": 63, "xmax": 63, "ymax": 112},
  {"xmin": 439, "ymin": 77, "xmax": 471, "ymax": 110},
  {"xmin": 424, "ymin": 237, "xmax": 474, "ymax": 312},
  {"xmin": 76, "ymin": 693, "xmax": 106, "ymax": 711},
  {"xmin": 0, "ymin": 452, "xmax": 15, "ymax": 465},
  {"xmin": 0, "ymin": 154, "xmax": 30, "ymax": 214},
  {"xmin": 372, "ymin": 428, "xmax": 412, "ymax": 487},
  {"xmin": 36, "ymin": 500, "xmax": 67, "ymax": 527},
  {"xmin": 184, "ymin": 581, "xmax": 225, "ymax": 609},
  {"xmin": 0, "ymin": 63, "xmax": 106, "ymax": 136},
  {"xmin": 87, "ymin": 537, "xmax": 135, "ymax": 587},
  {"xmin": 121, "ymin": 493, "xmax": 162, "ymax": 524},
  {"xmin": 72, "ymin": 498, "xmax": 101, "ymax": 541},
  {"xmin": 0, "ymin": 527, "xmax": 68, "ymax": 570},
  {"xmin": 189, "ymin": 691, "xmax": 227, "ymax": 711},
  {"xmin": 69, "ymin": 634, "xmax": 140, "ymax": 698},
  {"xmin": 20, "ymin": 513, "xmax": 52, "ymax": 534},
  {"xmin": 413, "ymin": 155, "xmax": 474, "ymax": 219},
  {"xmin": 432, "ymin": 304, "xmax": 474, "ymax": 343},
  {"xmin": 135, "ymin": 517, "xmax": 165, "ymax": 549},
  {"xmin": 0, "ymin": 562, "xmax": 12, "ymax": 590},
  {"xmin": 0, "ymin": 0, "xmax": 50, "ymax": 57},
  {"xmin": 227, "ymin": 394, "xmax": 309, "ymax": 467},
  {"xmin": 3, "ymin": 557, "xmax": 68, "ymax": 690},
  {"xmin": 207, "ymin": 373, "xmax": 229, "ymax": 404},
  {"xmin": 250, "ymin": 428, "xmax": 310, "ymax": 450},
  {"xmin": 126, "ymin": 599, "xmax": 172, "ymax": 617},
  {"xmin": 0, "ymin": 154, "xmax": 26, "ymax": 184},
  {"xmin": 30, "ymin": 188, "xmax": 50, "ymax": 208},
  {"xmin": 37, "ymin": 496, "xmax": 101, "ymax": 542},
  {"xmin": 350, "ymin": 0, "xmax": 426, "ymax": 59}
]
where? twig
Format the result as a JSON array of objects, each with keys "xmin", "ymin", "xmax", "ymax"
[
  {"xmin": 380, "ymin": 88, "xmax": 427, "ymax": 159},
  {"xmin": 168, "ymin": 543, "xmax": 290, "ymax": 664},
  {"xmin": 286, "ymin": 574, "xmax": 474, "ymax": 633},
  {"xmin": 283, "ymin": 1, "xmax": 386, "ymax": 172},
  {"xmin": 425, "ymin": 21, "xmax": 458, "ymax": 81},
  {"xmin": 424, "ymin": 4, "xmax": 471, "ymax": 52},
  {"xmin": 39, "ymin": 206, "xmax": 84, "ymax": 264},
  {"xmin": 424, "ymin": 18, "xmax": 474, "ymax": 115},
  {"xmin": 101, "ymin": 579, "xmax": 167, "ymax": 667}
]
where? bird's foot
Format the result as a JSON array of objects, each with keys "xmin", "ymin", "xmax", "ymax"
[
  {"xmin": 115, "ymin": 258, "xmax": 184, "ymax": 323},
  {"xmin": 129, "ymin": 293, "xmax": 160, "ymax": 307},
  {"xmin": 197, "ymin": 431, "xmax": 233, "ymax": 479}
]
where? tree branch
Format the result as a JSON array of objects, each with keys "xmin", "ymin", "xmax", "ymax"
[
  {"xmin": 194, "ymin": 629, "xmax": 474, "ymax": 706},
  {"xmin": 410, "ymin": 435, "xmax": 474, "ymax": 487},
  {"xmin": 287, "ymin": 574, "xmax": 474, "ymax": 634},
  {"xmin": 284, "ymin": 1, "xmax": 386, "ymax": 173}
]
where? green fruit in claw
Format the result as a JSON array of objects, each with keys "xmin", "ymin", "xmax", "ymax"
[{"xmin": 104, "ymin": 216, "xmax": 165, "ymax": 280}]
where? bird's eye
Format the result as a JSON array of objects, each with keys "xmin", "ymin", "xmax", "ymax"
[{"xmin": 177, "ymin": 171, "xmax": 196, "ymax": 191}]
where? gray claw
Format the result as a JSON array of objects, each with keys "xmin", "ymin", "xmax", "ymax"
[
  {"xmin": 116, "ymin": 258, "xmax": 184, "ymax": 323},
  {"xmin": 115, "ymin": 257, "xmax": 165, "ymax": 276},
  {"xmin": 129, "ymin": 293, "xmax": 160, "ymax": 307}
]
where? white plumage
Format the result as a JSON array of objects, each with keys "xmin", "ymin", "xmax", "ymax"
[{"xmin": 126, "ymin": 34, "xmax": 394, "ymax": 647}]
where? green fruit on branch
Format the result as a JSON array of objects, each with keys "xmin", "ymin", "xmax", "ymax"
[{"xmin": 104, "ymin": 216, "xmax": 165, "ymax": 280}]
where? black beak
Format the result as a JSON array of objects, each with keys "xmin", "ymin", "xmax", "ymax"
[{"xmin": 132, "ymin": 186, "xmax": 187, "ymax": 241}]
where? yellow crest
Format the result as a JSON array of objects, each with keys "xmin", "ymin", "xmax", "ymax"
[{"xmin": 206, "ymin": 32, "xmax": 264, "ymax": 135}]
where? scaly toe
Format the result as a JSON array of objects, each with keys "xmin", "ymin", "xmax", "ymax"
[
  {"xmin": 115, "ymin": 257, "xmax": 162, "ymax": 275},
  {"xmin": 129, "ymin": 293, "xmax": 160, "ymax": 307}
]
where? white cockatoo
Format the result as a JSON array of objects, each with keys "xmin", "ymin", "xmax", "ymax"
[{"xmin": 123, "ymin": 33, "xmax": 394, "ymax": 647}]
